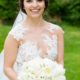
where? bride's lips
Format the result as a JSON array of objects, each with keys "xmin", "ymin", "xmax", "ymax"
[{"xmin": 30, "ymin": 9, "xmax": 40, "ymax": 13}]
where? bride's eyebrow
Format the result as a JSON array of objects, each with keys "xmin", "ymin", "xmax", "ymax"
[
  {"xmin": 26, "ymin": 0, "xmax": 32, "ymax": 2},
  {"xmin": 37, "ymin": 0, "xmax": 44, "ymax": 2}
]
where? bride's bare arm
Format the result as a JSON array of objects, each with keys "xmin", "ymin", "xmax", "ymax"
[
  {"xmin": 56, "ymin": 29, "xmax": 64, "ymax": 66},
  {"xmin": 4, "ymin": 35, "xmax": 19, "ymax": 80}
]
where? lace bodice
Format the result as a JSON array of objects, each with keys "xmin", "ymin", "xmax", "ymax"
[{"xmin": 9, "ymin": 23, "xmax": 64, "ymax": 74}]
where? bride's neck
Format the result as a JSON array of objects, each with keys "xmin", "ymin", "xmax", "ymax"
[{"xmin": 24, "ymin": 16, "xmax": 45, "ymax": 28}]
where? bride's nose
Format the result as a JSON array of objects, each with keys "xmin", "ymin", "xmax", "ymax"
[{"xmin": 32, "ymin": 1, "xmax": 38, "ymax": 7}]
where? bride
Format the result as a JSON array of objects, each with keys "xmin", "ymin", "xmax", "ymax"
[{"xmin": 0, "ymin": 0, "xmax": 65, "ymax": 80}]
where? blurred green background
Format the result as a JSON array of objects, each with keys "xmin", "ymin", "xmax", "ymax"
[{"xmin": 0, "ymin": 0, "xmax": 80, "ymax": 80}]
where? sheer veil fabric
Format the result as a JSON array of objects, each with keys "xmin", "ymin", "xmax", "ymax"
[
  {"xmin": 13, "ymin": 10, "xmax": 26, "ymax": 28},
  {"xmin": 0, "ymin": 10, "xmax": 26, "ymax": 80}
]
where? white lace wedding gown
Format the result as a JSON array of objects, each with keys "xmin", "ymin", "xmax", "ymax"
[{"xmin": 0, "ymin": 23, "xmax": 64, "ymax": 80}]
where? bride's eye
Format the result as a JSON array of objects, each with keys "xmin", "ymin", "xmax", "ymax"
[{"xmin": 26, "ymin": 0, "xmax": 32, "ymax": 2}]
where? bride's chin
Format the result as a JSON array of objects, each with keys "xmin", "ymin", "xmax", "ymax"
[{"xmin": 28, "ymin": 14, "xmax": 42, "ymax": 19}]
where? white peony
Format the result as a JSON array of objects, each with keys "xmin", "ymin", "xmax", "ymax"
[{"xmin": 18, "ymin": 57, "xmax": 66, "ymax": 80}]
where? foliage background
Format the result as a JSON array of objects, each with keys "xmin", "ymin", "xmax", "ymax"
[
  {"xmin": 0, "ymin": 0, "xmax": 18, "ymax": 24},
  {"xmin": 48, "ymin": 0, "xmax": 80, "ymax": 25}
]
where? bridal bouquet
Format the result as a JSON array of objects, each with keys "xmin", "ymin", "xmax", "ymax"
[{"xmin": 18, "ymin": 57, "xmax": 66, "ymax": 80}]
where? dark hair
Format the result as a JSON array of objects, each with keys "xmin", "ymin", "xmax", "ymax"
[{"xmin": 19, "ymin": 0, "xmax": 49, "ymax": 14}]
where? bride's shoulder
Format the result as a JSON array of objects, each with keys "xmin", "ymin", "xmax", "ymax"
[
  {"xmin": 8, "ymin": 24, "xmax": 27, "ymax": 41},
  {"xmin": 47, "ymin": 22, "xmax": 64, "ymax": 34}
]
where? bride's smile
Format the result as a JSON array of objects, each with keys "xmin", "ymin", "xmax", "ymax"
[{"xmin": 30, "ymin": 9, "xmax": 40, "ymax": 13}]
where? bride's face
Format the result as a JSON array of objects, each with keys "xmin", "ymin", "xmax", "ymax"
[{"xmin": 23, "ymin": 0, "xmax": 45, "ymax": 18}]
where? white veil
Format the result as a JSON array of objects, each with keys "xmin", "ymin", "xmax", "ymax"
[
  {"xmin": 13, "ymin": 10, "xmax": 26, "ymax": 27},
  {"xmin": 0, "ymin": 10, "xmax": 26, "ymax": 80}
]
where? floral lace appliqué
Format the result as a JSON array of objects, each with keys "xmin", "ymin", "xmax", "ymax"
[
  {"xmin": 9, "ymin": 24, "xmax": 28, "ymax": 41},
  {"xmin": 42, "ymin": 34, "xmax": 58, "ymax": 60}
]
